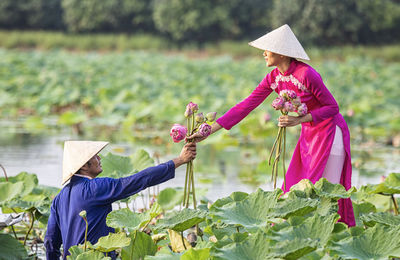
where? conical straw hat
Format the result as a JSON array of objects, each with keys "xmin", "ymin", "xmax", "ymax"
[
  {"xmin": 62, "ymin": 141, "xmax": 108, "ymax": 185},
  {"xmin": 248, "ymin": 24, "xmax": 310, "ymax": 60}
]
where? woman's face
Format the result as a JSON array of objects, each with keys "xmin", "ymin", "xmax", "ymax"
[{"xmin": 263, "ymin": 50, "xmax": 280, "ymax": 67}]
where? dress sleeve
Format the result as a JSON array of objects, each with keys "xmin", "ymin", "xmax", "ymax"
[
  {"xmin": 216, "ymin": 73, "xmax": 273, "ymax": 130},
  {"xmin": 89, "ymin": 160, "xmax": 175, "ymax": 205},
  {"xmin": 44, "ymin": 201, "xmax": 62, "ymax": 260},
  {"xmin": 304, "ymin": 69, "xmax": 339, "ymax": 124}
]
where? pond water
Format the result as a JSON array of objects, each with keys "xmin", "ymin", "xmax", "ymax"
[{"xmin": 0, "ymin": 131, "xmax": 399, "ymax": 203}]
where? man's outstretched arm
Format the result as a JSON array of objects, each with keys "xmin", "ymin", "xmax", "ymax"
[{"xmin": 90, "ymin": 143, "xmax": 196, "ymax": 205}]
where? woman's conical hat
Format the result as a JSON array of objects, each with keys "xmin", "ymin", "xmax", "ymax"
[
  {"xmin": 62, "ymin": 141, "xmax": 108, "ymax": 185},
  {"xmin": 248, "ymin": 24, "xmax": 310, "ymax": 60}
]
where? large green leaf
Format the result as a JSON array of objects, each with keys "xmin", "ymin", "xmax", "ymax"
[
  {"xmin": 93, "ymin": 232, "xmax": 131, "ymax": 252},
  {"xmin": 209, "ymin": 191, "xmax": 249, "ymax": 210},
  {"xmin": 106, "ymin": 208, "xmax": 149, "ymax": 232},
  {"xmin": 329, "ymin": 224, "xmax": 400, "ymax": 259},
  {"xmin": 371, "ymin": 173, "xmax": 400, "ymax": 195},
  {"xmin": 100, "ymin": 153, "xmax": 135, "ymax": 178},
  {"xmin": 211, "ymin": 231, "xmax": 275, "ymax": 260},
  {"xmin": 361, "ymin": 212, "xmax": 400, "ymax": 227},
  {"xmin": 267, "ymin": 214, "xmax": 339, "ymax": 248},
  {"xmin": 130, "ymin": 149, "xmax": 155, "ymax": 171},
  {"xmin": 156, "ymin": 208, "xmax": 207, "ymax": 232},
  {"xmin": 272, "ymin": 238, "xmax": 319, "ymax": 260},
  {"xmin": 157, "ymin": 188, "xmax": 184, "ymax": 211},
  {"xmin": 67, "ymin": 245, "xmax": 84, "ymax": 260},
  {"xmin": 0, "ymin": 234, "xmax": 28, "ymax": 260},
  {"xmin": 0, "ymin": 172, "xmax": 38, "ymax": 196},
  {"xmin": 121, "ymin": 231, "xmax": 157, "ymax": 260},
  {"xmin": 270, "ymin": 197, "xmax": 319, "ymax": 218},
  {"xmin": 181, "ymin": 248, "xmax": 210, "ymax": 260},
  {"xmin": 210, "ymin": 189, "xmax": 282, "ymax": 231},
  {"xmin": 0, "ymin": 182, "xmax": 24, "ymax": 203},
  {"xmin": 314, "ymin": 178, "xmax": 355, "ymax": 200},
  {"xmin": 76, "ymin": 250, "xmax": 110, "ymax": 260}
]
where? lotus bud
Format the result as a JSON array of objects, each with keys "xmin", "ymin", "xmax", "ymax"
[
  {"xmin": 79, "ymin": 210, "xmax": 87, "ymax": 219},
  {"xmin": 296, "ymin": 103, "xmax": 308, "ymax": 116},
  {"xmin": 170, "ymin": 124, "xmax": 188, "ymax": 143},
  {"xmin": 195, "ymin": 112, "xmax": 204, "ymax": 123},
  {"xmin": 271, "ymin": 96, "xmax": 285, "ymax": 110},
  {"xmin": 206, "ymin": 112, "xmax": 217, "ymax": 122},
  {"xmin": 292, "ymin": 96, "xmax": 301, "ymax": 107},
  {"xmin": 264, "ymin": 113, "xmax": 271, "ymax": 122},
  {"xmin": 184, "ymin": 108, "xmax": 193, "ymax": 118},
  {"xmin": 283, "ymin": 102, "xmax": 295, "ymax": 113},
  {"xmin": 198, "ymin": 123, "xmax": 212, "ymax": 137}
]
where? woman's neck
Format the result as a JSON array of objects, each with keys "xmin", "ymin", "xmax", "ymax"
[{"xmin": 277, "ymin": 58, "xmax": 292, "ymax": 74}]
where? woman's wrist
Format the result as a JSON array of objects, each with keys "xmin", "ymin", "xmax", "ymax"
[{"xmin": 299, "ymin": 114, "xmax": 313, "ymax": 123}]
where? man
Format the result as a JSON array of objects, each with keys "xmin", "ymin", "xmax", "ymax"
[{"xmin": 44, "ymin": 141, "xmax": 196, "ymax": 259}]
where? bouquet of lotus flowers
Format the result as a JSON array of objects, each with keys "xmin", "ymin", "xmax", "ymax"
[
  {"xmin": 170, "ymin": 102, "xmax": 216, "ymax": 209},
  {"xmin": 269, "ymin": 90, "xmax": 308, "ymax": 189}
]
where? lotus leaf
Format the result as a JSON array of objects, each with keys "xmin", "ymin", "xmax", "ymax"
[
  {"xmin": 0, "ymin": 182, "xmax": 24, "ymax": 203},
  {"xmin": 67, "ymin": 245, "xmax": 84, "ymax": 260},
  {"xmin": 267, "ymin": 214, "xmax": 339, "ymax": 248},
  {"xmin": 271, "ymin": 238, "xmax": 318, "ymax": 259},
  {"xmin": 156, "ymin": 208, "xmax": 207, "ymax": 232},
  {"xmin": 157, "ymin": 188, "xmax": 184, "ymax": 211},
  {"xmin": 209, "ymin": 191, "xmax": 248, "ymax": 210},
  {"xmin": 352, "ymin": 201, "xmax": 377, "ymax": 226},
  {"xmin": 121, "ymin": 231, "xmax": 157, "ymax": 260},
  {"xmin": 181, "ymin": 248, "xmax": 210, "ymax": 260},
  {"xmin": 106, "ymin": 208, "xmax": 149, "ymax": 231},
  {"xmin": 371, "ymin": 173, "xmax": 400, "ymax": 195},
  {"xmin": 210, "ymin": 189, "xmax": 282, "ymax": 232},
  {"xmin": 0, "ymin": 172, "xmax": 38, "ymax": 196},
  {"xmin": 100, "ymin": 153, "xmax": 134, "ymax": 178},
  {"xmin": 270, "ymin": 197, "xmax": 319, "ymax": 218},
  {"xmin": 76, "ymin": 250, "xmax": 110, "ymax": 260},
  {"xmin": 0, "ymin": 233, "xmax": 28, "ymax": 260},
  {"xmin": 361, "ymin": 212, "xmax": 400, "ymax": 227},
  {"xmin": 211, "ymin": 231, "xmax": 275, "ymax": 260},
  {"xmin": 130, "ymin": 149, "xmax": 155, "ymax": 171},
  {"xmin": 167, "ymin": 229, "xmax": 192, "ymax": 253},
  {"xmin": 93, "ymin": 232, "xmax": 131, "ymax": 252},
  {"xmin": 329, "ymin": 224, "xmax": 400, "ymax": 259},
  {"xmin": 314, "ymin": 178, "xmax": 355, "ymax": 199}
]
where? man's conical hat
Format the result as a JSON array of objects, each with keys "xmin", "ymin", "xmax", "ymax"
[
  {"xmin": 62, "ymin": 141, "xmax": 108, "ymax": 185},
  {"xmin": 248, "ymin": 24, "xmax": 310, "ymax": 60}
]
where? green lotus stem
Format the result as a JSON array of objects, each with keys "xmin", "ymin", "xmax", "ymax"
[
  {"xmin": 11, "ymin": 225, "xmax": 18, "ymax": 240},
  {"xmin": 182, "ymin": 164, "xmax": 189, "ymax": 206},
  {"xmin": 23, "ymin": 212, "xmax": 35, "ymax": 246},
  {"xmin": 131, "ymin": 230, "xmax": 138, "ymax": 257},
  {"xmin": 283, "ymin": 127, "xmax": 287, "ymax": 190},
  {"xmin": 268, "ymin": 127, "xmax": 283, "ymax": 165},
  {"xmin": 185, "ymin": 162, "xmax": 192, "ymax": 208},
  {"xmin": 190, "ymin": 161, "xmax": 197, "ymax": 209},
  {"xmin": 273, "ymin": 130, "xmax": 282, "ymax": 189},
  {"xmin": 391, "ymin": 195, "xmax": 399, "ymax": 215},
  {"xmin": 181, "ymin": 231, "xmax": 187, "ymax": 250},
  {"xmin": 0, "ymin": 164, "xmax": 8, "ymax": 181},
  {"xmin": 83, "ymin": 218, "xmax": 88, "ymax": 251}
]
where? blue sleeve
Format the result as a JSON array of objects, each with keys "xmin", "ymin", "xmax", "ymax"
[
  {"xmin": 90, "ymin": 160, "xmax": 176, "ymax": 205},
  {"xmin": 44, "ymin": 201, "xmax": 62, "ymax": 260}
]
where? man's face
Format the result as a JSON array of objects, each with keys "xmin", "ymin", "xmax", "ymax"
[{"xmin": 86, "ymin": 155, "xmax": 103, "ymax": 177}]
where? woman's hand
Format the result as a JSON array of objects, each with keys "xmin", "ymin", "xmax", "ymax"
[
  {"xmin": 278, "ymin": 114, "xmax": 313, "ymax": 127},
  {"xmin": 278, "ymin": 115, "xmax": 301, "ymax": 127}
]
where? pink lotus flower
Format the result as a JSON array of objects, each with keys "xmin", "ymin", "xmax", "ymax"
[
  {"xmin": 263, "ymin": 113, "xmax": 271, "ymax": 122},
  {"xmin": 297, "ymin": 103, "xmax": 308, "ymax": 116},
  {"xmin": 198, "ymin": 123, "xmax": 212, "ymax": 137},
  {"xmin": 170, "ymin": 124, "xmax": 187, "ymax": 143},
  {"xmin": 283, "ymin": 102, "xmax": 295, "ymax": 113},
  {"xmin": 206, "ymin": 112, "xmax": 217, "ymax": 122},
  {"xmin": 272, "ymin": 96, "xmax": 285, "ymax": 110},
  {"xmin": 292, "ymin": 96, "xmax": 302, "ymax": 107},
  {"xmin": 279, "ymin": 89, "xmax": 297, "ymax": 100}
]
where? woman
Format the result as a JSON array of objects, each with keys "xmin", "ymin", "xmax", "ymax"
[{"xmin": 188, "ymin": 24, "xmax": 355, "ymax": 226}]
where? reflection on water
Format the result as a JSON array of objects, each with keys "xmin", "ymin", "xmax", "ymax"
[{"xmin": 0, "ymin": 132, "xmax": 399, "ymax": 202}]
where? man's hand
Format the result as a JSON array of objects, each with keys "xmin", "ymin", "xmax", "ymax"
[{"xmin": 172, "ymin": 143, "xmax": 197, "ymax": 168}]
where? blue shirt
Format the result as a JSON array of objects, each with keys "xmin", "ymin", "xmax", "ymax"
[{"xmin": 44, "ymin": 160, "xmax": 175, "ymax": 259}]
